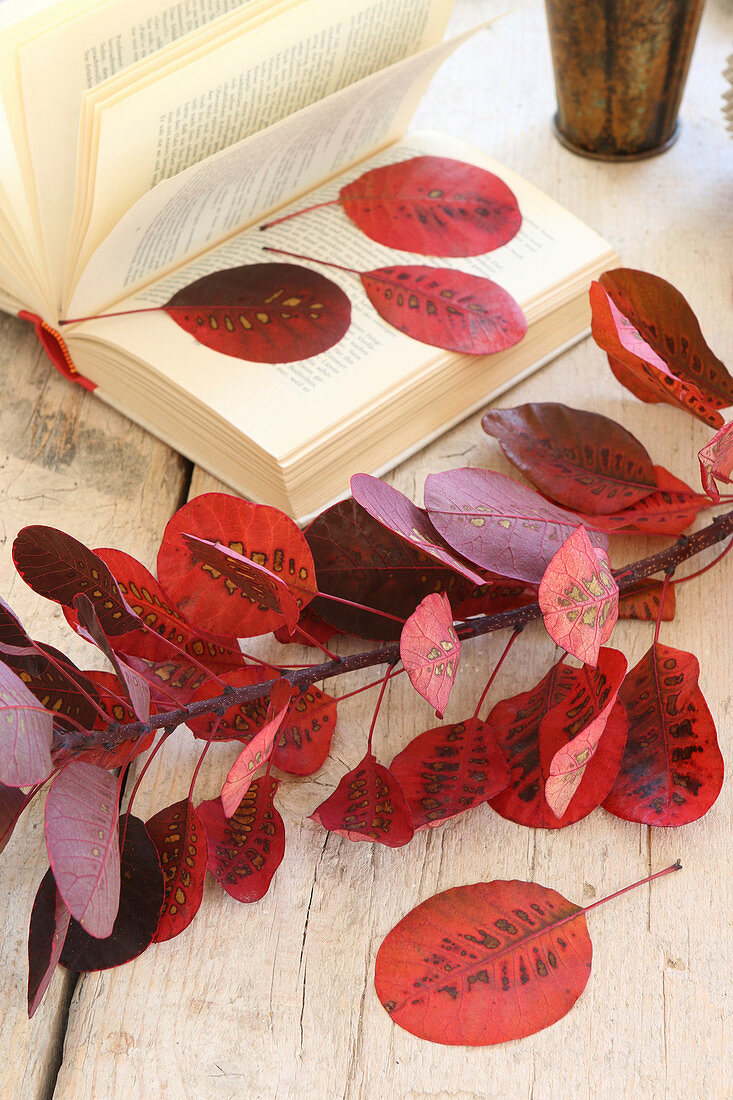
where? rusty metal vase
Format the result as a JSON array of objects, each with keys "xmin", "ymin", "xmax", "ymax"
[{"xmin": 545, "ymin": 0, "xmax": 705, "ymax": 160}]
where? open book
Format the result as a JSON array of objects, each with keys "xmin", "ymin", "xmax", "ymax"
[{"xmin": 0, "ymin": 0, "xmax": 618, "ymax": 521}]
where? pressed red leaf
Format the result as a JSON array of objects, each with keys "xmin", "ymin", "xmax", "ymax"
[
  {"xmin": 374, "ymin": 878, "xmax": 591, "ymax": 1045},
  {"xmin": 603, "ymin": 643, "xmax": 724, "ymax": 826},
  {"xmin": 181, "ymin": 534, "xmax": 300, "ymax": 633},
  {"xmin": 577, "ymin": 466, "xmax": 710, "ymax": 536},
  {"xmin": 400, "ymin": 592, "xmax": 461, "ymax": 717},
  {"xmin": 350, "ymin": 474, "xmax": 486, "ymax": 585},
  {"xmin": 589, "ymin": 281, "xmax": 723, "ymax": 428},
  {"xmin": 220, "ymin": 679, "xmax": 293, "ymax": 816},
  {"xmin": 146, "ymin": 799, "xmax": 207, "ymax": 942},
  {"xmin": 424, "ymin": 468, "xmax": 608, "ymax": 584},
  {"xmin": 12, "ymin": 526, "xmax": 140, "ymax": 634},
  {"xmin": 539, "ymin": 527, "xmax": 618, "ymax": 666},
  {"xmin": 27, "ymin": 871, "xmax": 70, "ymax": 1018},
  {"xmin": 306, "ymin": 498, "xmax": 474, "ymax": 641},
  {"xmin": 73, "ymin": 594, "xmax": 150, "ymax": 722},
  {"xmin": 44, "ymin": 761, "xmax": 120, "ymax": 938},
  {"xmin": 272, "ymin": 686, "xmax": 337, "ymax": 775},
  {"xmin": 0, "ymin": 781, "xmax": 26, "ymax": 854},
  {"xmin": 488, "ymin": 651, "xmax": 628, "ymax": 829},
  {"xmin": 698, "ymin": 420, "xmax": 733, "ymax": 503},
  {"xmin": 310, "ymin": 751, "xmax": 414, "ymax": 847},
  {"xmin": 390, "ymin": 717, "xmax": 510, "ymax": 829},
  {"xmin": 339, "ymin": 155, "xmax": 522, "ymax": 256},
  {"xmin": 164, "ymin": 262, "xmax": 351, "ymax": 363},
  {"xmin": 60, "ymin": 815, "xmax": 164, "ymax": 971},
  {"xmin": 617, "ymin": 579, "xmax": 676, "ymax": 622},
  {"xmin": 360, "ymin": 265, "xmax": 526, "ymax": 355},
  {"xmin": 198, "ymin": 776, "xmax": 285, "ymax": 903},
  {"xmin": 599, "ymin": 269, "xmax": 733, "ymax": 411},
  {"xmin": 0, "ymin": 662, "xmax": 54, "ymax": 787},
  {"xmin": 157, "ymin": 493, "xmax": 317, "ymax": 640},
  {"xmin": 481, "ymin": 403, "xmax": 658, "ymax": 514}
]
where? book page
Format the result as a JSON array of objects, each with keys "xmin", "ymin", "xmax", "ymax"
[
  {"xmin": 66, "ymin": 131, "xmax": 615, "ymax": 462},
  {"xmin": 68, "ymin": 24, "xmax": 478, "ymax": 318},
  {"xmin": 68, "ymin": 0, "xmax": 453, "ymax": 300}
]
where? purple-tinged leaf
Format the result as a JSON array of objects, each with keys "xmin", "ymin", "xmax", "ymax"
[
  {"xmin": 27, "ymin": 870, "xmax": 71, "ymax": 1018},
  {"xmin": 44, "ymin": 762, "xmax": 120, "ymax": 938},
  {"xmin": 0, "ymin": 661, "xmax": 53, "ymax": 786},
  {"xmin": 73, "ymin": 594, "xmax": 150, "ymax": 721},
  {"xmin": 0, "ymin": 781, "xmax": 26, "ymax": 854},
  {"xmin": 2, "ymin": 642, "xmax": 101, "ymax": 732},
  {"xmin": 400, "ymin": 593, "xmax": 461, "ymax": 717}
]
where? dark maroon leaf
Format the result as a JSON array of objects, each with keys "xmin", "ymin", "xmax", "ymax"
[
  {"xmin": 0, "ymin": 781, "xmax": 26, "ymax": 854},
  {"xmin": 197, "ymin": 777, "xmax": 285, "ymax": 903},
  {"xmin": 0, "ymin": 596, "xmax": 32, "ymax": 648},
  {"xmin": 310, "ymin": 752, "xmax": 414, "ymax": 847},
  {"xmin": 27, "ymin": 870, "xmax": 70, "ymax": 1018},
  {"xmin": 146, "ymin": 800, "xmax": 207, "ymax": 942},
  {"xmin": 164, "ymin": 262, "xmax": 351, "ymax": 363},
  {"xmin": 60, "ymin": 815, "xmax": 164, "ymax": 971}
]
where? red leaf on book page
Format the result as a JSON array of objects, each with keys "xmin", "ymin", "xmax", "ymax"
[
  {"xmin": 400, "ymin": 593, "xmax": 460, "ymax": 717},
  {"xmin": 146, "ymin": 799, "xmax": 207, "ymax": 943},
  {"xmin": 0, "ymin": 662, "xmax": 53, "ymax": 787},
  {"xmin": 272, "ymin": 687, "xmax": 337, "ymax": 775},
  {"xmin": 339, "ymin": 156, "xmax": 522, "ymax": 256},
  {"xmin": 164, "ymin": 263, "xmax": 351, "ymax": 363},
  {"xmin": 589, "ymin": 281, "xmax": 724, "ymax": 428},
  {"xmin": 577, "ymin": 466, "xmax": 710, "ymax": 536},
  {"xmin": 360, "ymin": 266, "xmax": 526, "ymax": 355},
  {"xmin": 0, "ymin": 781, "xmax": 26, "ymax": 854},
  {"xmin": 481, "ymin": 403, "xmax": 658, "ymax": 514},
  {"xmin": 599, "ymin": 269, "xmax": 733, "ymax": 411},
  {"xmin": 44, "ymin": 761, "xmax": 120, "ymax": 938},
  {"xmin": 698, "ymin": 420, "xmax": 733, "ymax": 503},
  {"xmin": 27, "ymin": 871, "xmax": 70, "ymax": 1018},
  {"xmin": 617, "ymin": 579, "xmax": 676, "ymax": 622},
  {"xmin": 374, "ymin": 878, "xmax": 591, "ymax": 1045},
  {"xmin": 603, "ymin": 643, "xmax": 724, "ymax": 826},
  {"xmin": 198, "ymin": 776, "xmax": 285, "ymax": 903},
  {"xmin": 157, "ymin": 493, "xmax": 317, "ymax": 640},
  {"xmin": 73, "ymin": 595, "xmax": 151, "ymax": 722},
  {"xmin": 310, "ymin": 752, "xmax": 414, "ymax": 847},
  {"xmin": 488, "ymin": 652, "xmax": 628, "ymax": 829},
  {"xmin": 181, "ymin": 534, "xmax": 300, "ymax": 633},
  {"xmin": 306, "ymin": 499, "xmax": 474, "ymax": 641},
  {"xmin": 350, "ymin": 474, "xmax": 486, "ymax": 585},
  {"xmin": 12, "ymin": 526, "xmax": 140, "ymax": 634},
  {"xmin": 220, "ymin": 679, "xmax": 293, "ymax": 817},
  {"xmin": 390, "ymin": 717, "xmax": 510, "ymax": 829},
  {"xmin": 60, "ymin": 815, "xmax": 164, "ymax": 971},
  {"xmin": 539, "ymin": 527, "xmax": 618, "ymax": 667},
  {"xmin": 424, "ymin": 468, "xmax": 608, "ymax": 584}
]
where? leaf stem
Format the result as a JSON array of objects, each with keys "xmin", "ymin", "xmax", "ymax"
[
  {"xmin": 472, "ymin": 627, "xmax": 521, "ymax": 722},
  {"xmin": 259, "ymin": 199, "xmax": 339, "ymax": 230},
  {"xmin": 262, "ymin": 246, "xmax": 359, "ymax": 277},
  {"xmin": 581, "ymin": 861, "xmax": 682, "ymax": 916}
]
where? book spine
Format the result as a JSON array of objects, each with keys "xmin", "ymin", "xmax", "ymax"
[{"xmin": 17, "ymin": 311, "xmax": 97, "ymax": 392}]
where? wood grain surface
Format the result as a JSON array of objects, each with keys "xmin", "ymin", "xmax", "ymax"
[{"xmin": 1, "ymin": 1, "xmax": 731, "ymax": 1097}]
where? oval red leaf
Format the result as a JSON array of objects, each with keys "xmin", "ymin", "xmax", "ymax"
[
  {"xmin": 539, "ymin": 527, "xmax": 618, "ymax": 667},
  {"xmin": 481, "ymin": 403, "xmax": 658, "ymax": 514},
  {"xmin": 617, "ymin": 579, "xmax": 676, "ymax": 622},
  {"xmin": 339, "ymin": 155, "xmax": 522, "ymax": 256},
  {"xmin": 577, "ymin": 466, "xmax": 710, "ymax": 536},
  {"xmin": 186, "ymin": 665, "xmax": 272, "ymax": 743},
  {"xmin": 146, "ymin": 799, "xmax": 207, "ymax": 942},
  {"xmin": 164, "ymin": 262, "xmax": 351, "ymax": 363},
  {"xmin": 375, "ymin": 879, "xmax": 591, "ymax": 1045},
  {"xmin": 309, "ymin": 751, "xmax": 414, "ymax": 847},
  {"xmin": 603, "ymin": 643, "xmax": 724, "ymax": 826},
  {"xmin": 400, "ymin": 592, "xmax": 461, "ymax": 717},
  {"xmin": 272, "ymin": 686, "xmax": 337, "ymax": 776},
  {"xmin": 361, "ymin": 265, "xmax": 526, "ymax": 355}
]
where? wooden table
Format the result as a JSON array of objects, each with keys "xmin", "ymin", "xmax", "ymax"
[{"xmin": 1, "ymin": 2, "xmax": 731, "ymax": 1096}]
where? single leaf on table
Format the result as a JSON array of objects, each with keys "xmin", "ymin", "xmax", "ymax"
[
  {"xmin": 0, "ymin": 662, "xmax": 54, "ymax": 787},
  {"xmin": 390, "ymin": 717, "xmax": 510, "ymax": 829},
  {"xmin": 220, "ymin": 679, "xmax": 293, "ymax": 817},
  {"xmin": 481, "ymin": 403, "xmax": 658, "ymax": 514},
  {"xmin": 60, "ymin": 815, "xmax": 164, "ymax": 971},
  {"xmin": 0, "ymin": 781, "xmax": 26, "ymax": 854},
  {"xmin": 338, "ymin": 155, "xmax": 522, "ymax": 256},
  {"xmin": 359, "ymin": 265, "xmax": 526, "ymax": 355},
  {"xmin": 73, "ymin": 594, "xmax": 150, "ymax": 722},
  {"xmin": 27, "ymin": 871, "xmax": 71, "ymax": 1018},
  {"xmin": 306, "ymin": 498, "xmax": 474, "ymax": 641},
  {"xmin": 164, "ymin": 262, "xmax": 351, "ymax": 362},
  {"xmin": 400, "ymin": 592, "xmax": 461, "ymax": 717},
  {"xmin": 375, "ymin": 864, "xmax": 681, "ymax": 1045},
  {"xmin": 589, "ymin": 280, "xmax": 724, "ymax": 428},
  {"xmin": 576, "ymin": 465, "xmax": 710, "ymax": 536},
  {"xmin": 198, "ymin": 776, "xmax": 285, "ymax": 903},
  {"xmin": 603, "ymin": 643, "xmax": 724, "ymax": 826},
  {"xmin": 617, "ymin": 579, "xmax": 676, "ymax": 622},
  {"xmin": 44, "ymin": 761, "xmax": 120, "ymax": 938},
  {"xmin": 424, "ymin": 468, "xmax": 608, "ymax": 584},
  {"xmin": 157, "ymin": 493, "xmax": 317, "ymax": 640},
  {"xmin": 310, "ymin": 752, "xmax": 414, "ymax": 847},
  {"xmin": 538, "ymin": 526, "xmax": 618, "ymax": 667},
  {"xmin": 272, "ymin": 686, "xmax": 337, "ymax": 775},
  {"xmin": 12, "ymin": 526, "xmax": 141, "ymax": 634},
  {"xmin": 146, "ymin": 799, "xmax": 207, "ymax": 942},
  {"xmin": 698, "ymin": 420, "xmax": 733, "ymax": 502},
  {"xmin": 181, "ymin": 533, "xmax": 300, "ymax": 633}
]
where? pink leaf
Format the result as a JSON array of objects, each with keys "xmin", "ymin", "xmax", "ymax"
[
  {"xmin": 220, "ymin": 679, "xmax": 293, "ymax": 817},
  {"xmin": 0, "ymin": 662, "xmax": 53, "ymax": 786},
  {"xmin": 539, "ymin": 527, "xmax": 619, "ymax": 666},
  {"xmin": 698, "ymin": 421, "xmax": 733, "ymax": 503},
  {"xmin": 44, "ymin": 762, "xmax": 120, "ymax": 938},
  {"xmin": 400, "ymin": 593, "xmax": 461, "ymax": 717}
]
